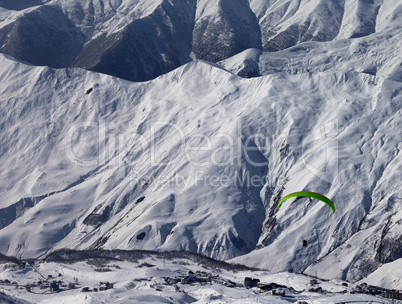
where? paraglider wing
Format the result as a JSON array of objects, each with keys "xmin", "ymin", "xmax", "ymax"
[{"xmin": 277, "ymin": 191, "xmax": 336, "ymax": 213}]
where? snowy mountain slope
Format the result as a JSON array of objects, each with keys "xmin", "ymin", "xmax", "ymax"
[
  {"xmin": 0, "ymin": 0, "xmax": 400, "ymax": 81},
  {"xmin": 191, "ymin": 0, "xmax": 262, "ymax": 62},
  {"xmin": 0, "ymin": 0, "xmax": 48, "ymax": 12},
  {"xmin": 358, "ymin": 258, "xmax": 402, "ymax": 290},
  {"xmin": 250, "ymin": 0, "xmax": 402, "ymax": 51},
  {"xmin": 250, "ymin": 0, "xmax": 345, "ymax": 51},
  {"xmin": 220, "ymin": 25, "xmax": 402, "ymax": 82},
  {"xmin": 70, "ymin": 0, "xmax": 196, "ymax": 81},
  {"xmin": 56, "ymin": 0, "xmax": 164, "ymax": 38},
  {"xmin": 0, "ymin": 51, "xmax": 401, "ymax": 285},
  {"xmin": 0, "ymin": 4, "xmax": 85, "ymax": 68}
]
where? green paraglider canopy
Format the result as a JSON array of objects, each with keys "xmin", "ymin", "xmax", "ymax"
[{"xmin": 277, "ymin": 191, "xmax": 336, "ymax": 213}]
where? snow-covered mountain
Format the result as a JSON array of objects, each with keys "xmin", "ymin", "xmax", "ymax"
[
  {"xmin": 0, "ymin": 0, "xmax": 401, "ymax": 288},
  {"xmin": 0, "ymin": 0, "xmax": 401, "ymax": 81}
]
